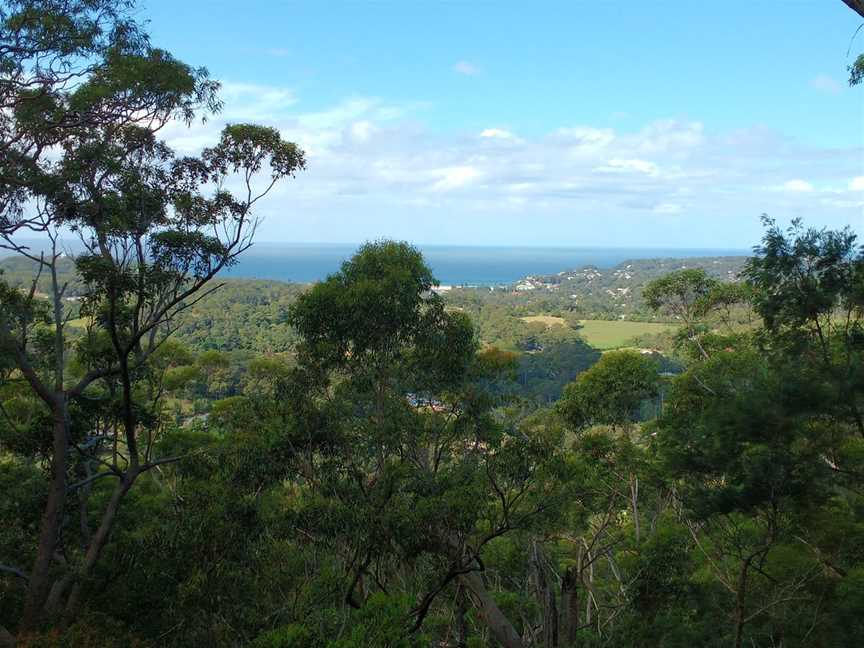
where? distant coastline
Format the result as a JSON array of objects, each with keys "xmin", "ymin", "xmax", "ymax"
[
  {"xmin": 1, "ymin": 239, "xmax": 750, "ymax": 287},
  {"xmin": 220, "ymin": 243, "xmax": 751, "ymax": 286}
]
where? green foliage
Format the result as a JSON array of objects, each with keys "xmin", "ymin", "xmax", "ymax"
[
  {"xmin": 0, "ymin": 458, "xmax": 43, "ymax": 625},
  {"xmin": 643, "ymin": 268, "xmax": 719, "ymax": 323},
  {"xmin": 849, "ymin": 53, "xmax": 864, "ymax": 86},
  {"xmin": 514, "ymin": 340, "xmax": 601, "ymax": 403},
  {"xmin": 0, "ymin": 0, "xmax": 306, "ymax": 638},
  {"xmin": 2, "ymin": 55, "xmax": 863, "ymax": 648},
  {"xmin": 559, "ymin": 350, "xmax": 659, "ymax": 431},
  {"xmin": 745, "ymin": 216, "xmax": 863, "ymax": 332},
  {"xmin": 745, "ymin": 216, "xmax": 864, "ymax": 434},
  {"xmin": 656, "ymin": 348, "xmax": 827, "ymax": 515},
  {"xmin": 328, "ymin": 594, "xmax": 425, "ymax": 648},
  {"xmin": 834, "ymin": 566, "xmax": 864, "ymax": 641},
  {"xmin": 290, "ymin": 241, "xmax": 441, "ymax": 365},
  {"xmin": 206, "ymin": 124, "xmax": 305, "ymax": 179},
  {"xmin": 171, "ymin": 280, "xmax": 306, "ymax": 352},
  {"xmin": 250, "ymin": 624, "xmax": 314, "ymax": 648}
]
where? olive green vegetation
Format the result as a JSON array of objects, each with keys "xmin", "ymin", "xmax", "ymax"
[
  {"xmin": 3, "ymin": 2, "xmax": 864, "ymax": 647},
  {"xmin": 3, "ymin": 219, "xmax": 864, "ymax": 648},
  {"xmin": 0, "ymin": 0, "xmax": 306, "ymax": 640}
]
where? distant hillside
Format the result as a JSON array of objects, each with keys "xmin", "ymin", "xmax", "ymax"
[
  {"xmin": 515, "ymin": 255, "xmax": 745, "ymax": 289},
  {"xmin": 445, "ymin": 256, "xmax": 749, "ymax": 320},
  {"xmin": 172, "ymin": 279, "xmax": 306, "ymax": 352},
  {"xmin": 1, "ymin": 254, "xmax": 748, "ymax": 354},
  {"xmin": 0, "ymin": 255, "xmax": 83, "ymax": 295},
  {"xmin": 0, "ymin": 256, "xmax": 305, "ymax": 353}
]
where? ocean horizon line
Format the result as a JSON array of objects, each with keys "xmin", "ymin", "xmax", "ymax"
[
  {"xmin": 217, "ymin": 244, "xmax": 752, "ymax": 286},
  {"xmin": 247, "ymin": 240, "xmax": 752, "ymax": 254}
]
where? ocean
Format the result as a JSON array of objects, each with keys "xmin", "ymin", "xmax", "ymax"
[
  {"xmin": 221, "ymin": 243, "xmax": 750, "ymax": 286},
  {"xmin": 0, "ymin": 239, "xmax": 749, "ymax": 285}
]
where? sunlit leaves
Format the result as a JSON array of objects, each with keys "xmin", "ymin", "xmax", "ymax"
[{"xmin": 559, "ymin": 350, "xmax": 659, "ymax": 432}]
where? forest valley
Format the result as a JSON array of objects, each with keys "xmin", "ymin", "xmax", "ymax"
[{"xmin": 2, "ymin": 1, "xmax": 864, "ymax": 647}]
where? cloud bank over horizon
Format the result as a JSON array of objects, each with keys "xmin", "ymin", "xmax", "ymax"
[{"xmin": 160, "ymin": 81, "xmax": 864, "ymax": 249}]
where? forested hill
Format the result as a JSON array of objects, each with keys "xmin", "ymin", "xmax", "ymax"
[
  {"xmin": 521, "ymin": 255, "xmax": 745, "ymax": 286},
  {"xmin": 170, "ymin": 280, "xmax": 306, "ymax": 352},
  {"xmin": 444, "ymin": 255, "xmax": 748, "ymax": 322},
  {"xmin": 0, "ymin": 253, "xmax": 742, "ymax": 402},
  {"xmin": 0, "ymin": 255, "xmax": 82, "ymax": 295},
  {"xmin": 509, "ymin": 255, "xmax": 746, "ymax": 297},
  {"xmin": 0, "ymin": 257, "xmax": 746, "ymax": 344},
  {"xmin": 0, "ymin": 254, "xmax": 746, "ymax": 353}
]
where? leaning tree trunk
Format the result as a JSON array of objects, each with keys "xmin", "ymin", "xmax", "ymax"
[
  {"xmin": 527, "ymin": 541, "xmax": 558, "ymax": 647},
  {"xmin": 60, "ymin": 474, "xmax": 136, "ymax": 627},
  {"xmin": 460, "ymin": 570, "xmax": 524, "ymax": 648},
  {"xmin": 20, "ymin": 408, "xmax": 69, "ymax": 631},
  {"xmin": 560, "ymin": 563, "xmax": 581, "ymax": 647},
  {"xmin": 456, "ymin": 586, "xmax": 469, "ymax": 648}
]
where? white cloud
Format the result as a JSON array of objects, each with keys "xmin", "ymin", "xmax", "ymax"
[
  {"xmin": 554, "ymin": 127, "xmax": 615, "ymax": 151},
  {"xmin": 155, "ymin": 83, "xmax": 863, "ymax": 244},
  {"xmin": 220, "ymin": 82, "xmax": 297, "ymax": 118},
  {"xmin": 597, "ymin": 158, "xmax": 660, "ymax": 176},
  {"xmin": 822, "ymin": 197, "xmax": 864, "ymax": 208},
  {"xmin": 480, "ymin": 128, "xmax": 514, "ymax": 139},
  {"xmin": 810, "ymin": 75, "xmax": 843, "ymax": 94},
  {"xmin": 653, "ymin": 203, "xmax": 682, "ymax": 214},
  {"xmin": 431, "ymin": 166, "xmax": 482, "ymax": 191},
  {"xmin": 506, "ymin": 182, "xmax": 536, "ymax": 193},
  {"xmin": 350, "ymin": 121, "xmax": 376, "ymax": 142},
  {"xmin": 781, "ymin": 179, "xmax": 814, "ymax": 192},
  {"xmin": 635, "ymin": 120, "xmax": 704, "ymax": 154},
  {"xmin": 454, "ymin": 61, "xmax": 479, "ymax": 76},
  {"xmin": 296, "ymin": 98, "xmax": 381, "ymax": 130}
]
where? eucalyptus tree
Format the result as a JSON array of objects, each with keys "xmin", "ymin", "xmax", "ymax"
[
  {"xmin": 744, "ymin": 217, "xmax": 864, "ymax": 438},
  {"xmin": 284, "ymin": 241, "xmax": 571, "ymax": 648},
  {"xmin": 644, "ymin": 219, "xmax": 864, "ymax": 647},
  {"xmin": 558, "ymin": 350, "xmax": 659, "ymax": 434},
  {"xmin": 0, "ymin": 1, "xmax": 305, "ymax": 635},
  {"xmin": 556, "ymin": 348, "xmax": 661, "ymax": 638},
  {"xmin": 0, "ymin": 0, "xmax": 219, "ymax": 235},
  {"xmin": 643, "ymin": 268, "xmax": 719, "ymax": 360},
  {"xmin": 653, "ymin": 345, "xmax": 843, "ymax": 647}
]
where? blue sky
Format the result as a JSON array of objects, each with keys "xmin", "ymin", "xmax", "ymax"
[{"xmin": 143, "ymin": 0, "xmax": 864, "ymax": 247}]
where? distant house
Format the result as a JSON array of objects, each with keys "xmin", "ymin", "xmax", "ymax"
[{"xmin": 405, "ymin": 393, "xmax": 449, "ymax": 413}]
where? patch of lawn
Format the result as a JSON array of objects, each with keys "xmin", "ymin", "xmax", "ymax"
[
  {"xmin": 576, "ymin": 319, "xmax": 678, "ymax": 350},
  {"xmin": 520, "ymin": 315, "xmax": 567, "ymax": 328}
]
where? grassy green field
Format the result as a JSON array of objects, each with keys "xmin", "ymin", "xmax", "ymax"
[
  {"xmin": 576, "ymin": 319, "xmax": 678, "ymax": 350},
  {"xmin": 520, "ymin": 315, "xmax": 567, "ymax": 327}
]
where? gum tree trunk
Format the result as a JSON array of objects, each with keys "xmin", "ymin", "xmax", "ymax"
[
  {"xmin": 20, "ymin": 408, "xmax": 68, "ymax": 631},
  {"xmin": 560, "ymin": 564, "xmax": 581, "ymax": 646},
  {"xmin": 528, "ymin": 541, "xmax": 558, "ymax": 647},
  {"xmin": 460, "ymin": 570, "xmax": 524, "ymax": 648}
]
